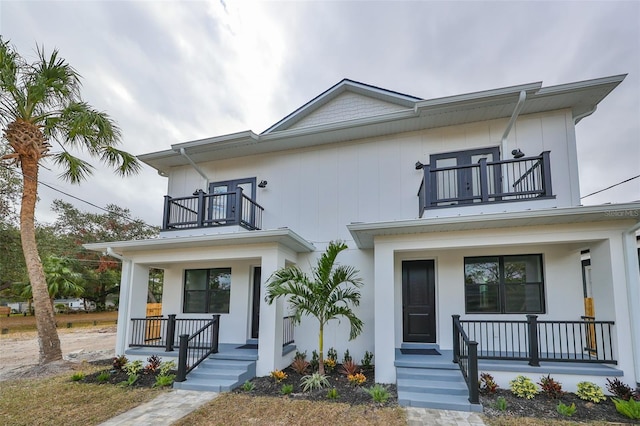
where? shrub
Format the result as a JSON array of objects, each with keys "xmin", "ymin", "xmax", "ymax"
[
  {"xmin": 159, "ymin": 360, "xmax": 176, "ymax": 376},
  {"xmin": 241, "ymin": 380, "xmax": 255, "ymax": 391},
  {"xmin": 112, "ymin": 355, "xmax": 128, "ymax": 371},
  {"xmin": 324, "ymin": 358, "xmax": 336, "ymax": 372},
  {"xmin": 270, "ymin": 370, "xmax": 288, "ymax": 383},
  {"xmin": 327, "ymin": 388, "xmax": 339, "ymax": 399},
  {"xmin": 123, "ymin": 360, "xmax": 143, "ymax": 377},
  {"xmin": 119, "ymin": 374, "xmax": 138, "ymax": 387},
  {"xmin": 510, "ymin": 375, "xmax": 538, "ymax": 399},
  {"xmin": 294, "ymin": 350, "xmax": 307, "ymax": 361},
  {"xmin": 347, "ymin": 372, "xmax": 367, "ymax": 386},
  {"xmin": 576, "ymin": 381, "xmax": 606, "ymax": 403},
  {"xmin": 342, "ymin": 349, "xmax": 352, "ymax": 364},
  {"xmin": 153, "ymin": 374, "xmax": 175, "ymax": 388},
  {"xmin": 96, "ymin": 371, "xmax": 111, "ymax": 383},
  {"xmin": 361, "ymin": 351, "xmax": 374, "ymax": 370},
  {"xmin": 280, "ymin": 383, "xmax": 294, "ymax": 395},
  {"xmin": 366, "ymin": 384, "xmax": 390, "ymax": 403},
  {"xmin": 310, "ymin": 350, "xmax": 319, "ymax": 371},
  {"xmin": 145, "ymin": 355, "xmax": 162, "ymax": 373},
  {"xmin": 606, "ymin": 378, "xmax": 639, "ymax": 401},
  {"xmin": 556, "ymin": 402, "xmax": 577, "ymax": 417},
  {"xmin": 479, "ymin": 372, "xmax": 498, "ymax": 394},
  {"xmin": 340, "ymin": 359, "xmax": 359, "ymax": 376},
  {"xmin": 612, "ymin": 397, "xmax": 640, "ymax": 420},
  {"xmin": 301, "ymin": 373, "xmax": 330, "ymax": 391},
  {"xmin": 539, "ymin": 374, "xmax": 564, "ymax": 399},
  {"xmin": 327, "ymin": 347, "xmax": 338, "ymax": 362},
  {"xmin": 291, "ymin": 357, "xmax": 310, "ymax": 374},
  {"xmin": 70, "ymin": 372, "xmax": 85, "ymax": 381},
  {"xmin": 495, "ymin": 396, "xmax": 507, "ymax": 411}
]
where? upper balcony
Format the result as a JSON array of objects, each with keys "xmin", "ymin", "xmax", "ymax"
[
  {"xmin": 418, "ymin": 151, "xmax": 553, "ymax": 217},
  {"xmin": 162, "ymin": 187, "xmax": 264, "ymax": 231}
]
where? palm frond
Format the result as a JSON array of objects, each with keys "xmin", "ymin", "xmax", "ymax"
[
  {"xmin": 314, "ymin": 240, "xmax": 348, "ymax": 285},
  {"xmin": 100, "ymin": 146, "xmax": 141, "ymax": 176},
  {"xmin": 52, "ymin": 151, "xmax": 94, "ymax": 183}
]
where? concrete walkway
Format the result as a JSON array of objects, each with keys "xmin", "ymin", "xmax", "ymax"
[{"xmin": 99, "ymin": 389, "xmax": 486, "ymax": 426}]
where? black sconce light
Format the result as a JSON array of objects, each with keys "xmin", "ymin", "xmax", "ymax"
[
  {"xmin": 258, "ymin": 180, "xmax": 268, "ymax": 188},
  {"xmin": 511, "ymin": 149, "xmax": 525, "ymax": 159},
  {"xmin": 192, "ymin": 189, "xmax": 203, "ymax": 196},
  {"xmin": 415, "ymin": 161, "xmax": 424, "ymax": 170}
]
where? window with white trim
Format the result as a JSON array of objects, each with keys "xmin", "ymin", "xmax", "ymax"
[{"xmin": 183, "ymin": 268, "xmax": 231, "ymax": 313}]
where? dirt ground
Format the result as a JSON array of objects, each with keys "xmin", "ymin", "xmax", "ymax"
[{"xmin": 0, "ymin": 326, "xmax": 116, "ymax": 382}]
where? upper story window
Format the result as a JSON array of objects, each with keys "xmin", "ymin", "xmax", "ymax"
[
  {"xmin": 464, "ymin": 254, "xmax": 545, "ymax": 314},
  {"xmin": 183, "ymin": 268, "xmax": 232, "ymax": 313}
]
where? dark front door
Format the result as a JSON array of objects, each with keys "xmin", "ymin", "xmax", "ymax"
[
  {"xmin": 402, "ymin": 260, "xmax": 436, "ymax": 343},
  {"xmin": 251, "ymin": 267, "xmax": 261, "ymax": 339}
]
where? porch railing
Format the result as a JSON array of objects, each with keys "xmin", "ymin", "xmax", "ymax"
[
  {"xmin": 283, "ymin": 316, "xmax": 295, "ymax": 347},
  {"xmin": 163, "ymin": 188, "xmax": 264, "ymax": 231},
  {"xmin": 175, "ymin": 315, "xmax": 220, "ymax": 382},
  {"xmin": 130, "ymin": 315, "xmax": 218, "ymax": 352},
  {"xmin": 452, "ymin": 315, "xmax": 479, "ymax": 405},
  {"xmin": 458, "ymin": 315, "xmax": 616, "ymax": 365},
  {"xmin": 419, "ymin": 151, "xmax": 553, "ymax": 215}
]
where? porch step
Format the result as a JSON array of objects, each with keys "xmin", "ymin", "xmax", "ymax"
[
  {"xmin": 395, "ymin": 349, "xmax": 482, "ymax": 413},
  {"xmin": 173, "ymin": 358, "xmax": 256, "ymax": 392}
]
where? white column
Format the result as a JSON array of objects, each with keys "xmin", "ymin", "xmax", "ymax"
[
  {"xmin": 115, "ymin": 259, "xmax": 132, "ymax": 355},
  {"xmin": 118, "ymin": 263, "xmax": 150, "ymax": 355},
  {"xmin": 256, "ymin": 248, "xmax": 286, "ymax": 376},
  {"xmin": 622, "ymin": 227, "xmax": 640, "ymax": 385},
  {"xmin": 374, "ymin": 242, "xmax": 396, "ymax": 384}
]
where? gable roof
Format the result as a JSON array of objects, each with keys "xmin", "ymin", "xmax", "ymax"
[{"xmin": 139, "ymin": 74, "xmax": 626, "ymax": 173}]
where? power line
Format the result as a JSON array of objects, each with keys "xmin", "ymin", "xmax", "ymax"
[{"xmin": 580, "ymin": 174, "xmax": 640, "ymax": 199}]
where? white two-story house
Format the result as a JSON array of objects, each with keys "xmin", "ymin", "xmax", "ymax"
[{"xmin": 86, "ymin": 75, "xmax": 640, "ymax": 411}]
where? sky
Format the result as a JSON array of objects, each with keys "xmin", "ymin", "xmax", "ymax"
[{"xmin": 1, "ymin": 0, "xmax": 639, "ymax": 227}]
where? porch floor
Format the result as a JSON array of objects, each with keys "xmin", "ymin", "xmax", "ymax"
[{"xmin": 125, "ymin": 343, "xmax": 258, "ymax": 361}]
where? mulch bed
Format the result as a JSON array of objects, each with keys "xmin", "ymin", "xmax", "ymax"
[
  {"xmin": 234, "ymin": 365, "xmax": 398, "ymax": 407},
  {"xmin": 80, "ymin": 359, "xmax": 168, "ymax": 388},
  {"xmin": 481, "ymin": 389, "xmax": 635, "ymax": 423}
]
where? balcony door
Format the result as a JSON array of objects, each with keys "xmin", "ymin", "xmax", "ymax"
[
  {"xmin": 430, "ymin": 147, "xmax": 500, "ymax": 205},
  {"xmin": 208, "ymin": 178, "xmax": 256, "ymax": 224}
]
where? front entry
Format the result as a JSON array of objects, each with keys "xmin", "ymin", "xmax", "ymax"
[
  {"xmin": 251, "ymin": 267, "xmax": 261, "ymax": 339},
  {"xmin": 402, "ymin": 260, "xmax": 436, "ymax": 343}
]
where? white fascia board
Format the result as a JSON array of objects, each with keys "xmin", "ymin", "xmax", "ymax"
[
  {"xmin": 348, "ymin": 203, "xmax": 640, "ymax": 248},
  {"xmin": 535, "ymin": 74, "xmax": 627, "ymax": 96},
  {"xmin": 83, "ymin": 228, "xmax": 316, "ymax": 255},
  {"xmin": 415, "ymin": 82, "xmax": 542, "ymax": 110}
]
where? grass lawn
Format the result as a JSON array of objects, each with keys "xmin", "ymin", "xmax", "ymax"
[
  {"xmin": 0, "ymin": 366, "xmax": 165, "ymax": 426},
  {"xmin": 0, "ymin": 311, "xmax": 118, "ymax": 333}
]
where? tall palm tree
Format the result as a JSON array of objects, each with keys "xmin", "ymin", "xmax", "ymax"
[
  {"xmin": 265, "ymin": 241, "xmax": 363, "ymax": 375},
  {"xmin": 0, "ymin": 38, "xmax": 140, "ymax": 363}
]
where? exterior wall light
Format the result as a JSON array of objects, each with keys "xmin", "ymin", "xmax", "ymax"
[
  {"xmin": 511, "ymin": 149, "xmax": 525, "ymax": 159},
  {"xmin": 258, "ymin": 180, "xmax": 268, "ymax": 188},
  {"xmin": 415, "ymin": 161, "xmax": 424, "ymax": 170}
]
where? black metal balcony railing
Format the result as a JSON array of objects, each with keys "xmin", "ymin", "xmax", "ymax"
[
  {"xmin": 283, "ymin": 316, "xmax": 295, "ymax": 347},
  {"xmin": 419, "ymin": 151, "xmax": 553, "ymax": 215},
  {"xmin": 163, "ymin": 187, "xmax": 264, "ymax": 231},
  {"xmin": 452, "ymin": 315, "xmax": 480, "ymax": 405}
]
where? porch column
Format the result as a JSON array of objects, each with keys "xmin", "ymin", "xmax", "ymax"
[
  {"xmin": 374, "ymin": 242, "xmax": 396, "ymax": 383},
  {"xmin": 116, "ymin": 262, "xmax": 149, "ymax": 354},
  {"xmin": 257, "ymin": 248, "xmax": 287, "ymax": 376},
  {"xmin": 622, "ymin": 225, "xmax": 640, "ymax": 386}
]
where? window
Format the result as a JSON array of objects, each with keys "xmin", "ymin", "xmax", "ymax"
[
  {"xmin": 464, "ymin": 255, "xmax": 544, "ymax": 314},
  {"xmin": 183, "ymin": 268, "xmax": 231, "ymax": 313}
]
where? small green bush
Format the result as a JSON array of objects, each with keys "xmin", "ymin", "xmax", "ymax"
[
  {"xmin": 70, "ymin": 372, "xmax": 85, "ymax": 381},
  {"xmin": 310, "ymin": 350, "xmax": 319, "ymax": 371},
  {"xmin": 159, "ymin": 360, "xmax": 176, "ymax": 376},
  {"xmin": 342, "ymin": 349, "xmax": 352, "ymax": 364},
  {"xmin": 509, "ymin": 375, "xmax": 538, "ymax": 399},
  {"xmin": 327, "ymin": 388, "xmax": 339, "ymax": 399},
  {"xmin": 280, "ymin": 384, "xmax": 294, "ymax": 395},
  {"xmin": 123, "ymin": 360, "xmax": 143, "ymax": 376},
  {"xmin": 366, "ymin": 384, "xmax": 390, "ymax": 403},
  {"xmin": 327, "ymin": 347, "xmax": 338, "ymax": 362},
  {"xmin": 300, "ymin": 373, "xmax": 330, "ymax": 391},
  {"xmin": 556, "ymin": 402, "xmax": 576, "ymax": 417},
  {"xmin": 495, "ymin": 396, "xmax": 507, "ymax": 411},
  {"xmin": 576, "ymin": 381, "xmax": 606, "ymax": 403},
  {"xmin": 361, "ymin": 351, "xmax": 374, "ymax": 369},
  {"xmin": 96, "ymin": 371, "xmax": 110, "ymax": 382},
  {"xmin": 119, "ymin": 373, "xmax": 138, "ymax": 387},
  {"xmin": 153, "ymin": 374, "xmax": 175, "ymax": 388},
  {"xmin": 241, "ymin": 380, "xmax": 255, "ymax": 391},
  {"xmin": 612, "ymin": 397, "xmax": 640, "ymax": 420}
]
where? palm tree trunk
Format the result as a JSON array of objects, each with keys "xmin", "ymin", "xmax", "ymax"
[
  {"xmin": 20, "ymin": 157, "xmax": 62, "ymax": 363},
  {"xmin": 318, "ymin": 322, "xmax": 325, "ymax": 375}
]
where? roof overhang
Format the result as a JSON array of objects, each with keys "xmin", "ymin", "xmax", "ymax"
[
  {"xmin": 139, "ymin": 75, "xmax": 626, "ymax": 174},
  {"xmin": 347, "ymin": 202, "xmax": 640, "ymax": 249},
  {"xmin": 83, "ymin": 228, "xmax": 316, "ymax": 256}
]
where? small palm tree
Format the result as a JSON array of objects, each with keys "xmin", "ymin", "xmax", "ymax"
[
  {"xmin": 0, "ymin": 38, "xmax": 140, "ymax": 363},
  {"xmin": 265, "ymin": 241, "xmax": 363, "ymax": 375}
]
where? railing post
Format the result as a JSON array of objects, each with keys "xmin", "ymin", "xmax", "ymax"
[
  {"xmin": 468, "ymin": 341, "xmax": 479, "ymax": 404},
  {"xmin": 163, "ymin": 195, "xmax": 171, "ymax": 230},
  {"xmin": 527, "ymin": 315, "xmax": 540, "ymax": 366},
  {"xmin": 176, "ymin": 333, "xmax": 189, "ymax": 382},
  {"xmin": 196, "ymin": 190, "xmax": 205, "ymax": 227},
  {"xmin": 478, "ymin": 158, "xmax": 489, "ymax": 202},
  {"xmin": 423, "ymin": 165, "xmax": 432, "ymax": 209},
  {"xmin": 166, "ymin": 314, "xmax": 177, "ymax": 352},
  {"xmin": 212, "ymin": 314, "xmax": 220, "ymax": 353},
  {"xmin": 452, "ymin": 315, "xmax": 460, "ymax": 364},
  {"xmin": 541, "ymin": 151, "xmax": 553, "ymax": 197},
  {"xmin": 234, "ymin": 187, "xmax": 243, "ymax": 225}
]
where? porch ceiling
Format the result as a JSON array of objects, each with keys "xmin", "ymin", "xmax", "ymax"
[
  {"xmin": 83, "ymin": 228, "xmax": 315, "ymax": 255},
  {"xmin": 347, "ymin": 202, "xmax": 640, "ymax": 248}
]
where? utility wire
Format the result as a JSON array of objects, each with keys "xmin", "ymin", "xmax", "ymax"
[{"xmin": 580, "ymin": 174, "xmax": 640, "ymax": 199}]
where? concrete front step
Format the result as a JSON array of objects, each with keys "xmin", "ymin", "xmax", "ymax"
[
  {"xmin": 173, "ymin": 358, "xmax": 256, "ymax": 392},
  {"xmin": 397, "ymin": 378, "xmax": 468, "ymax": 395},
  {"xmin": 396, "ymin": 366, "xmax": 462, "ymax": 380},
  {"xmin": 398, "ymin": 390, "xmax": 483, "ymax": 412}
]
